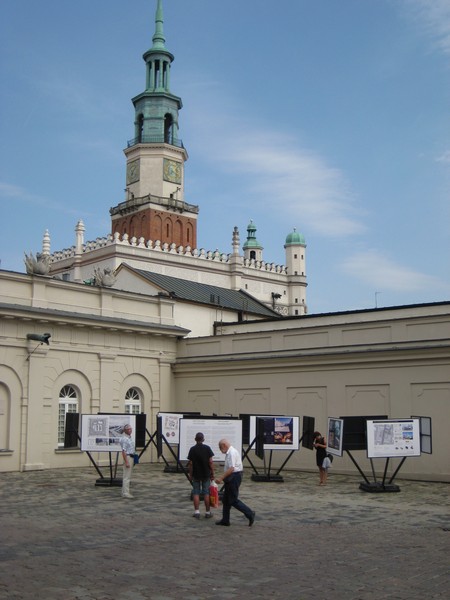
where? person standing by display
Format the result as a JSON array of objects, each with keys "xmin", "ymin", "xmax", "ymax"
[
  {"xmin": 187, "ymin": 432, "xmax": 215, "ymax": 519},
  {"xmin": 313, "ymin": 431, "xmax": 328, "ymax": 486},
  {"xmin": 120, "ymin": 424, "xmax": 135, "ymax": 499},
  {"xmin": 215, "ymin": 438, "xmax": 255, "ymax": 527}
]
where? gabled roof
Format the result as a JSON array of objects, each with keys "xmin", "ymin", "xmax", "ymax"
[{"xmin": 121, "ymin": 264, "xmax": 279, "ymax": 318}]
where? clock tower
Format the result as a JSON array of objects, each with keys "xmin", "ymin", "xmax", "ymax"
[{"xmin": 110, "ymin": 0, "xmax": 198, "ymax": 248}]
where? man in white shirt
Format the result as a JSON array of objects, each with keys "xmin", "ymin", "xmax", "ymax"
[
  {"xmin": 215, "ymin": 438, "xmax": 255, "ymax": 527},
  {"xmin": 120, "ymin": 424, "xmax": 135, "ymax": 499}
]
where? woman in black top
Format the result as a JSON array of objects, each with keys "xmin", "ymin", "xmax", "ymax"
[{"xmin": 313, "ymin": 431, "xmax": 328, "ymax": 486}]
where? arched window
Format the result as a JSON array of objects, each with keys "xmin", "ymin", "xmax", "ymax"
[
  {"xmin": 0, "ymin": 383, "xmax": 10, "ymax": 450},
  {"xmin": 58, "ymin": 385, "xmax": 78, "ymax": 447},
  {"xmin": 165, "ymin": 218, "xmax": 173, "ymax": 242},
  {"xmin": 164, "ymin": 113, "xmax": 173, "ymax": 144},
  {"xmin": 174, "ymin": 219, "xmax": 182, "ymax": 243},
  {"xmin": 137, "ymin": 114, "xmax": 144, "ymax": 143},
  {"xmin": 125, "ymin": 388, "xmax": 141, "ymax": 414}
]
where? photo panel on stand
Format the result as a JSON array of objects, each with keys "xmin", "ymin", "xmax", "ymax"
[
  {"xmin": 327, "ymin": 417, "xmax": 344, "ymax": 457},
  {"xmin": 249, "ymin": 415, "xmax": 299, "ymax": 451}
]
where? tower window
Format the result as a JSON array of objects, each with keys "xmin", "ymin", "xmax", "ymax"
[
  {"xmin": 294, "ymin": 254, "xmax": 298, "ymax": 259},
  {"xmin": 137, "ymin": 114, "xmax": 144, "ymax": 143}
]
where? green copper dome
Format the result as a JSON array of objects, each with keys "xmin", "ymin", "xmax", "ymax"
[
  {"xmin": 243, "ymin": 220, "xmax": 263, "ymax": 250},
  {"xmin": 285, "ymin": 228, "xmax": 305, "ymax": 245}
]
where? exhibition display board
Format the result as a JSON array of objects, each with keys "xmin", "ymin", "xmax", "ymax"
[
  {"xmin": 157, "ymin": 412, "xmax": 201, "ymax": 445},
  {"xmin": 366, "ymin": 418, "xmax": 421, "ymax": 458},
  {"xmin": 327, "ymin": 417, "xmax": 344, "ymax": 457},
  {"xmin": 178, "ymin": 417, "xmax": 242, "ymax": 462},
  {"xmin": 412, "ymin": 415, "xmax": 432, "ymax": 454},
  {"xmin": 248, "ymin": 415, "xmax": 300, "ymax": 451},
  {"xmin": 80, "ymin": 414, "xmax": 136, "ymax": 453}
]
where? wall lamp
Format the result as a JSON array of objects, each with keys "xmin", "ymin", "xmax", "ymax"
[
  {"xmin": 271, "ymin": 292, "xmax": 282, "ymax": 308},
  {"xmin": 27, "ymin": 333, "xmax": 51, "ymax": 345},
  {"xmin": 26, "ymin": 333, "xmax": 51, "ymax": 360}
]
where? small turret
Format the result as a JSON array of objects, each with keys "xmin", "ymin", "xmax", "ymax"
[
  {"xmin": 243, "ymin": 220, "xmax": 263, "ymax": 262},
  {"xmin": 284, "ymin": 228, "xmax": 307, "ymax": 315}
]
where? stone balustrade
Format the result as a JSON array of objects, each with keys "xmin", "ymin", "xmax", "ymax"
[{"xmin": 49, "ymin": 232, "xmax": 287, "ymax": 273}]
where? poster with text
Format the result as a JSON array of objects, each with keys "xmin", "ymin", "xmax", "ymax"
[
  {"xmin": 178, "ymin": 418, "xmax": 242, "ymax": 462},
  {"xmin": 158, "ymin": 412, "xmax": 183, "ymax": 445},
  {"xmin": 80, "ymin": 414, "xmax": 136, "ymax": 452},
  {"xmin": 249, "ymin": 416, "xmax": 299, "ymax": 451},
  {"xmin": 366, "ymin": 419, "xmax": 421, "ymax": 458}
]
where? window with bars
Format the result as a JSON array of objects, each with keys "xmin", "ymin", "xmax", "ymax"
[
  {"xmin": 58, "ymin": 385, "xmax": 78, "ymax": 447},
  {"xmin": 125, "ymin": 388, "xmax": 141, "ymax": 415}
]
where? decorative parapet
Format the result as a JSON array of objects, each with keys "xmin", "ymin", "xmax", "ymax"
[{"xmin": 49, "ymin": 233, "xmax": 287, "ymax": 273}]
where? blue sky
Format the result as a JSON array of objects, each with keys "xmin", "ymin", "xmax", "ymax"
[{"xmin": 1, "ymin": 0, "xmax": 449, "ymax": 313}]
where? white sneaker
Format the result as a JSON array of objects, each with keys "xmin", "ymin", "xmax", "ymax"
[{"xmin": 122, "ymin": 494, "xmax": 134, "ymax": 499}]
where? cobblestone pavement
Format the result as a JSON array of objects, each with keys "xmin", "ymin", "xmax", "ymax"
[{"xmin": 0, "ymin": 464, "xmax": 448, "ymax": 600}]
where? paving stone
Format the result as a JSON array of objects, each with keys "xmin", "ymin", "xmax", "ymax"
[{"xmin": 0, "ymin": 465, "xmax": 448, "ymax": 599}]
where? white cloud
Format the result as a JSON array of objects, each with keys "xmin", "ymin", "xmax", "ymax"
[
  {"xmin": 342, "ymin": 249, "xmax": 447, "ymax": 293},
  {"xmin": 0, "ymin": 180, "xmax": 79, "ymax": 216},
  {"xmin": 183, "ymin": 81, "xmax": 366, "ymax": 238},
  {"xmin": 0, "ymin": 182, "xmax": 27, "ymax": 198},
  {"xmin": 403, "ymin": 0, "xmax": 450, "ymax": 56},
  {"xmin": 436, "ymin": 150, "xmax": 450, "ymax": 164}
]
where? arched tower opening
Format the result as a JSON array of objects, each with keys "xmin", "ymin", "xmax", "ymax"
[{"xmin": 164, "ymin": 113, "xmax": 173, "ymax": 144}]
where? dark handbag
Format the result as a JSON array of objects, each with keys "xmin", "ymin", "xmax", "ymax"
[{"xmin": 133, "ymin": 453, "xmax": 139, "ymax": 465}]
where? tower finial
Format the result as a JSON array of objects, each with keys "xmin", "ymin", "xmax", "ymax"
[{"xmin": 152, "ymin": 0, "xmax": 166, "ymax": 50}]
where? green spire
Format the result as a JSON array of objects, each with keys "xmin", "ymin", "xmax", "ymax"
[
  {"xmin": 152, "ymin": 0, "xmax": 167, "ymax": 51},
  {"xmin": 243, "ymin": 220, "xmax": 263, "ymax": 250}
]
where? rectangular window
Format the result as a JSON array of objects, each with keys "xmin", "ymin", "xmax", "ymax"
[{"xmin": 58, "ymin": 402, "xmax": 78, "ymax": 447}]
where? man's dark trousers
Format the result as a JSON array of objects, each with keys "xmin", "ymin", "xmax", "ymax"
[{"xmin": 221, "ymin": 472, "xmax": 253, "ymax": 524}]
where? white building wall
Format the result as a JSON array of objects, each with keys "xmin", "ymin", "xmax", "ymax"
[
  {"xmin": 2, "ymin": 270, "xmax": 449, "ymax": 481},
  {"xmin": 0, "ymin": 271, "xmax": 182, "ymax": 473},
  {"xmin": 173, "ymin": 304, "xmax": 450, "ymax": 482}
]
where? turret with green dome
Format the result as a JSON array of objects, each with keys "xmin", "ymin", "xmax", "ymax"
[
  {"xmin": 285, "ymin": 228, "xmax": 306, "ymax": 246},
  {"xmin": 284, "ymin": 227, "xmax": 307, "ymax": 315},
  {"xmin": 243, "ymin": 220, "xmax": 264, "ymax": 262}
]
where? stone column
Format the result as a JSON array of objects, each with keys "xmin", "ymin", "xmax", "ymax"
[{"xmin": 22, "ymin": 342, "xmax": 49, "ymax": 471}]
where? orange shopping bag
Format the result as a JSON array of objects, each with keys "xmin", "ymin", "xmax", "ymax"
[{"xmin": 209, "ymin": 480, "xmax": 219, "ymax": 507}]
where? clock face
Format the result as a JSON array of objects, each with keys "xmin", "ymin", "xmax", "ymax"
[
  {"xmin": 163, "ymin": 159, "xmax": 182, "ymax": 184},
  {"xmin": 126, "ymin": 159, "xmax": 140, "ymax": 185}
]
